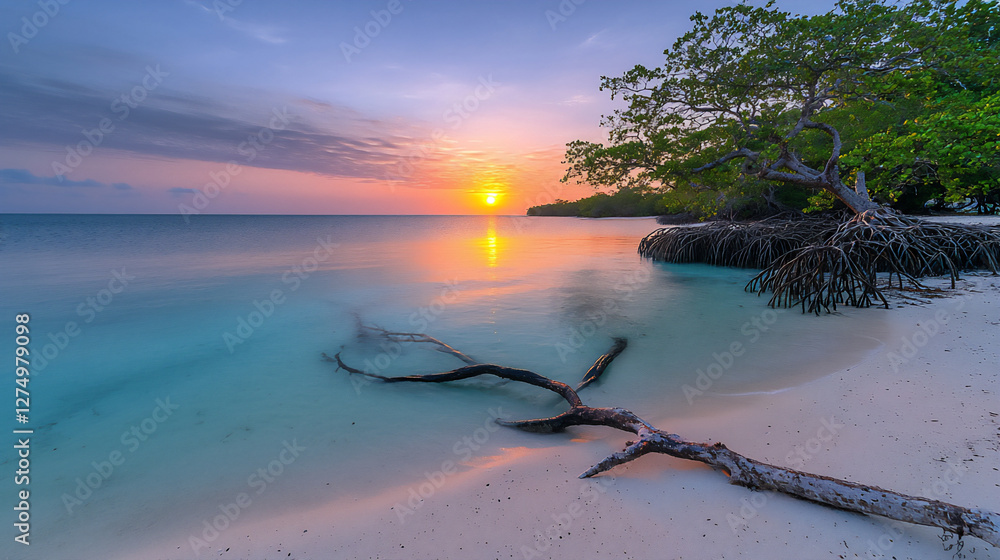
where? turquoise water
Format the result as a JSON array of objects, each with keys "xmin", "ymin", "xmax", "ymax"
[{"xmin": 0, "ymin": 215, "xmax": 886, "ymax": 559}]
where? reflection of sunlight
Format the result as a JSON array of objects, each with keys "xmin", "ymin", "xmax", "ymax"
[
  {"xmin": 461, "ymin": 446, "xmax": 535, "ymax": 469},
  {"xmin": 485, "ymin": 216, "xmax": 499, "ymax": 268},
  {"xmin": 482, "ymin": 216, "xmax": 501, "ymax": 329}
]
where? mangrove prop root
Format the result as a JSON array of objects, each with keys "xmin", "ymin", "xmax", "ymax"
[
  {"xmin": 329, "ymin": 328, "xmax": 1000, "ymax": 549},
  {"xmin": 639, "ymin": 211, "xmax": 1000, "ymax": 314}
]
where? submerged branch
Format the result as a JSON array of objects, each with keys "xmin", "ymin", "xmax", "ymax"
[
  {"xmin": 356, "ymin": 322, "xmax": 477, "ymax": 365},
  {"xmin": 577, "ymin": 337, "xmax": 628, "ymax": 390}
]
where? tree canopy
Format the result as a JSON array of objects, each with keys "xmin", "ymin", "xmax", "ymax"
[{"xmin": 563, "ymin": 0, "xmax": 1000, "ymax": 216}]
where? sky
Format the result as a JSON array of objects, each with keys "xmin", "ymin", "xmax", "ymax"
[{"xmin": 0, "ymin": 0, "xmax": 832, "ymax": 215}]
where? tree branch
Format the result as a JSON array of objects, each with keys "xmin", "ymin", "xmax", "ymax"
[
  {"xmin": 691, "ymin": 147, "xmax": 760, "ymax": 173},
  {"xmin": 757, "ymin": 167, "xmax": 828, "ymax": 188},
  {"xmin": 356, "ymin": 322, "xmax": 478, "ymax": 365},
  {"xmin": 577, "ymin": 337, "xmax": 627, "ymax": 390},
  {"xmin": 329, "ymin": 328, "xmax": 1000, "ymax": 549},
  {"xmin": 802, "ymin": 119, "xmax": 843, "ymax": 176}
]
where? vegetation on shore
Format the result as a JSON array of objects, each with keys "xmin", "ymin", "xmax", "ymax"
[
  {"xmin": 544, "ymin": 0, "xmax": 999, "ymax": 220},
  {"xmin": 553, "ymin": 0, "xmax": 1000, "ymax": 313},
  {"xmin": 526, "ymin": 184, "xmax": 814, "ymax": 219},
  {"xmin": 526, "ymin": 187, "xmax": 667, "ymax": 217}
]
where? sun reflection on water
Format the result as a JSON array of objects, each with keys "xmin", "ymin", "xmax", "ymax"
[{"xmin": 485, "ymin": 216, "xmax": 499, "ymax": 268}]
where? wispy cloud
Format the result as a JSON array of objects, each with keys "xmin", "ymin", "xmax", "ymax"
[
  {"xmin": 559, "ymin": 94, "xmax": 592, "ymax": 106},
  {"xmin": 183, "ymin": 0, "xmax": 286, "ymax": 44},
  {"xmin": 0, "ymin": 72, "xmax": 424, "ymax": 181},
  {"xmin": 580, "ymin": 29, "xmax": 610, "ymax": 49},
  {"xmin": 222, "ymin": 18, "xmax": 287, "ymax": 45},
  {"xmin": 0, "ymin": 168, "xmax": 115, "ymax": 188}
]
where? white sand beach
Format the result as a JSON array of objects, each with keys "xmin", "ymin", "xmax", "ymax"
[{"xmin": 127, "ymin": 267, "xmax": 999, "ymax": 559}]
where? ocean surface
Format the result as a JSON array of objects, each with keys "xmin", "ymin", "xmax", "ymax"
[{"xmin": 0, "ymin": 214, "xmax": 888, "ymax": 559}]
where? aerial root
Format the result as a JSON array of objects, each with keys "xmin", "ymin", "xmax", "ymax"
[{"xmin": 640, "ymin": 211, "xmax": 1000, "ymax": 313}]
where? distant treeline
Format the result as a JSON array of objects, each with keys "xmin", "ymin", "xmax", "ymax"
[
  {"xmin": 525, "ymin": 185, "xmax": 816, "ymax": 219},
  {"xmin": 526, "ymin": 187, "xmax": 668, "ymax": 217}
]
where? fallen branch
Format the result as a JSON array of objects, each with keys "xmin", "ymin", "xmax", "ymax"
[{"xmin": 328, "ymin": 328, "xmax": 1000, "ymax": 549}]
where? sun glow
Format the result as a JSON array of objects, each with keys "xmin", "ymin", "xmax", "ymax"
[{"xmin": 485, "ymin": 194, "xmax": 497, "ymax": 205}]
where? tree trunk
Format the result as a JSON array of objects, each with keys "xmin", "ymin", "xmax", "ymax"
[{"xmin": 829, "ymin": 173, "xmax": 881, "ymax": 213}]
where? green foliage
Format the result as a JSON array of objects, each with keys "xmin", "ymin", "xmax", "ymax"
[
  {"xmin": 847, "ymin": 93, "xmax": 1000, "ymax": 211},
  {"xmin": 564, "ymin": 0, "xmax": 1000, "ymax": 215},
  {"xmin": 839, "ymin": 0, "xmax": 1000, "ymax": 213},
  {"xmin": 804, "ymin": 190, "xmax": 838, "ymax": 213}
]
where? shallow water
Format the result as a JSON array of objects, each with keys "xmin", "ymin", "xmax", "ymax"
[{"xmin": 0, "ymin": 214, "xmax": 888, "ymax": 558}]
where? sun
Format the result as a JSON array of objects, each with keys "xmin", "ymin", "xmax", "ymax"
[{"xmin": 485, "ymin": 194, "xmax": 497, "ymax": 205}]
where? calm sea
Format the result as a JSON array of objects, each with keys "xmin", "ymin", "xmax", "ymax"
[{"xmin": 0, "ymin": 214, "xmax": 886, "ymax": 559}]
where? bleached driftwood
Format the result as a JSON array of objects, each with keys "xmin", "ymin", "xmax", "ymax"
[{"xmin": 328, "ymin": 328, "xmax": 1000, "ymax": 548}]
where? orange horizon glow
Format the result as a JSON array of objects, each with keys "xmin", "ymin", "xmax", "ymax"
[{"xmin": 0, "ymin": 140, "xmax": 599, "ymax": 215}]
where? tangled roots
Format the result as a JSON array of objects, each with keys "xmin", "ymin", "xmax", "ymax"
[{"xmin": 640, "ymin": 210, "xmax": 1000, "ymax": 313}]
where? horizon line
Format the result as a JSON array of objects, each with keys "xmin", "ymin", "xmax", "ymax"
[{"xmin": 0, "ymin": 212, "xmax": 533, "ymax": 217}]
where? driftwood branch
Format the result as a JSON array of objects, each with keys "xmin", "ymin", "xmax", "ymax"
[{"xmin": 328, "ymin": 329, "xmax": 1000, "ymax": 549}]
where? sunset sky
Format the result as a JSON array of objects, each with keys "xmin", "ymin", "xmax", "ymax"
[{"xmin": 1, "ymin": 0, "xmax": 830, "ymax": 215}]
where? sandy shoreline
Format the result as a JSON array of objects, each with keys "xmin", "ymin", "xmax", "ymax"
[{"xmin": 120, "ymin": 266, "xmax": 1000, "ymax": 560}]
